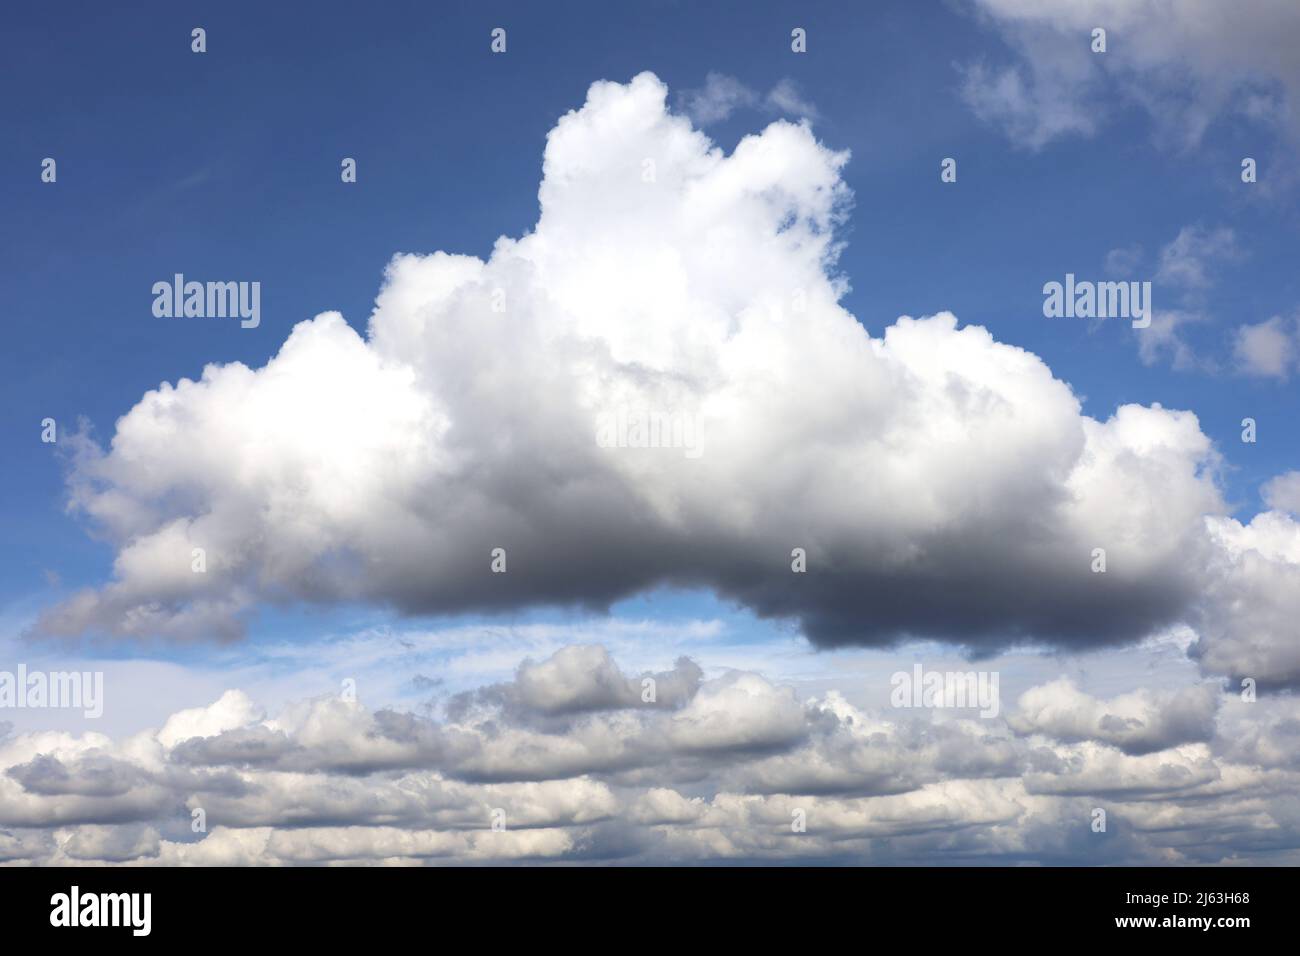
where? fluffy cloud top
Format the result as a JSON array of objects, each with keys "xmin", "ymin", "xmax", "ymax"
[{"xmin": 39, "ymin": 72, "xmax": 1300, "ymax": 686}]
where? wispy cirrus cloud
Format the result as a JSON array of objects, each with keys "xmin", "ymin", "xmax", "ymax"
[{"xmin": 677, "ymin": 72, "xmax": 818, "ymax": 125}]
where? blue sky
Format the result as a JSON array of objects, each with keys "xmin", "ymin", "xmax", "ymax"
[{"xmin": 1, "ymin": 1, "xmax": 1299, "ymax": 865}]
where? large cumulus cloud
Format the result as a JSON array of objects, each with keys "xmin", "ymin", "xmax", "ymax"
[{"xmin": 37, "ymin": 72, "xmax": 1300, "ymax": 684}]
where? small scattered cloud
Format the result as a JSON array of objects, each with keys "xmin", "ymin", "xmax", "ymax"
[
  {"xmin": 1233, "ymin": 315, "xmax": 1300, "ymax": 379},
  {"xmin": 1135, "ymin": 310, "xmax": 1212, "ymax": 372},
  {"xmin": 1103, "ymin": 243, "xmax": 1143, "ymax": 277},
  {"xmin": 678, "ymin": 72, "xmax": 818, "ymax": 125},
  {"xmin": 764, "ymin": 78, "xmax": 819, "ymax": 121},
  {"xmin": 1128, "ymin": 226, "xmax": 1243, "ymax": 372},
  {"xmin": 1155, "ymin": 226, "xmax": 1242, "ymax": 292}
]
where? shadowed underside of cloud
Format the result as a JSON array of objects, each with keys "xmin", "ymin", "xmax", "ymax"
[
  {"xmin": 37, "ymin": 72, "xmax": 1300, "ymax": 684},
  {"xmin": 0, "ymin": 644, "xmax": 1296, "ymax": 866}
]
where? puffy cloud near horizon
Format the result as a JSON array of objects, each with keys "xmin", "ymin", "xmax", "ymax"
[
  {"xmin": 37, "ymin": 71, "xmax": 1300, "ymax": 685},
  {"xmin": 1008, "ymin": 678, "xmax": 1220, "ymax": 755},
  {"xmin": 0, "ymin": 644, "xmax": 1298, "ymax": 866}
]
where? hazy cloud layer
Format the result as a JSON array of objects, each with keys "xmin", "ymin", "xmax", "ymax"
[{"xmin": 0, "ymin": 644, "xmax": 1297, "ymax": 866}]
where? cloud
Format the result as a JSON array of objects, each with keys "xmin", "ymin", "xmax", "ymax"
[
  {"xmin": 1021, "ymin": 742, "xmax": 1221, "ymax": 799},
  {"xmin": 722, "ymin": 691, "xmax": 1015, "ymax": 797},
  {"xmin": 678, "ymin": 73, "xmax": 756, "ymax": 124},
  {"xmin": 0, "ymin": 644, "xmax": 1298, "ymax": 865},
  {"xmin": 32, "ymin": 72, "xmax": 1297, "ymax": 688},
  {"xmin": 1122, "ymin": 226, "xmax": 1300, "ymax": 385},
  {"xmin": 458, "ymin": 644, "xmax": 702, "ymax": 719},
  {"xmin": 678, "ymin": 72, "xmax": 818, "ymax": 125},
  {"xmin": 1155, "ymin": 226, "xmax": 1242, "ymax": 291},
  {"xmin": 665, "ymin": 671, "xmax": 806, "ymax": 753},
  {"xmin": 1123, "ymin": 226, "xmax": 1240, "ymax": 372},
  {"xmin": 1193, "ymin": 511, "xmax": 1300, "ymax": 685},
  {"xmin": 961, "ymin": 0, "xmax": 1300, "ymax": 149},
  {"xmin": 1008, "ymin": 678, "xmax": 1220, "ymax": 754},
  {"xmin": 157, "ymin": 690, "xmax": 263, "ymax": 749},
  {"xmin": 1263, "ymin": 472, "xmax": 1300, "ymax": 514},
  {"xmin": 25, "ymin": 77, "xmax": 1189, "ymax": 646},
  {"xmin": 1124, "ymin": 226, "xmax": 1245, "ymax": 373},
  {"xmin": 1234, "ymin": 315, "xmax": 1300, "ymax": 379},
  {"xmin": 63, "ymin": 823, "xmax": 161, "ymax": 862},
  {"xmin": 1103, "ymin": 243, "xmax": 1143, "ymax": 276},
  {"xmin": 764, "ymin": 79, "xmax": 819, "ymax": 121},
  {"xmin": 1135, "ymin": 310, "xmax": 1211, "ymax": 371},
  {"xmin": 960, "ymin": 49, "xmax": 1098, "ymax": 149}
]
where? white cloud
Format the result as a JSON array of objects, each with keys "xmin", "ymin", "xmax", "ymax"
[
  {"xmin": 157, "ymin": 689, "xmax": 263, "ymax": 749},
  {"xmin": 764, "ymin": 79, "xmax": 819, "ymax": 121},
  {"xmin": 678, "ymin": 73, "xmax": 817, "ymax": 125},
  {"xmin": 1194, "ymin": 510, "xmax": 1300, "ymax": 683},
  {"xmin": 1156, "ymin": 226, "xmax": 1241, "ymax": 291},
  {"xmin": 1009, "ymin": 678, "xmax": 1219, "ymax": 754},
  {"xmin": 1135, "ymin": 310, "xmax": 1210, "ymax": 371},
  {"xmin": 1022, "ymin": 742, "xmax": 1222, "ymax": 798},
  {"xmin": 962, "ymin": 0, "xmax": 1300, "ymax": 148},
  {"xmin": 666, "ymin": 671, "xmax": 805, "ymax": 752},
  {"xmin": 1103, "ymin": 243, "xmax": 1143, "ymax": 276},
  {"xmin": 679, "ymin": 73, "xmax": 757, "ymax": 124},
  {"xmin": 490, "ymin": 644, "xmax": 701, "ymax": 716},
  {"xmin": 42, "ymin": 72, "xmax": 1256, "ymax": 671},
  {"xmin": 1262, "ymin": 471, "xmax": 1300, "ymax": 514},
  {"xmin": 1128, "ymin": 226, "xmax": 1239, "ymax": 372},
  {"xmin": 1, "ymin": 644, "xmax": 1298, "ymax": 865},
  {"xmin": 1233, "ymin": 315, "xmax": 1300, "ymax": 379}
]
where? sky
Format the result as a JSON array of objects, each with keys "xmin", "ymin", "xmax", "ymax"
[{"xmin": 0, "ymin": 0, "xmax": 1298, "ymax": 865}]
